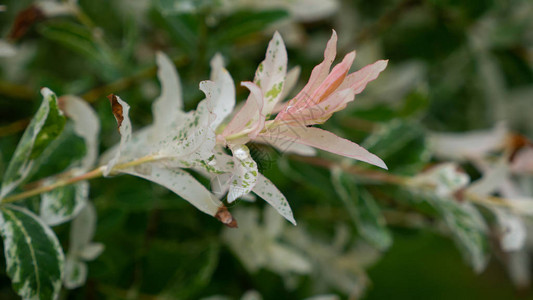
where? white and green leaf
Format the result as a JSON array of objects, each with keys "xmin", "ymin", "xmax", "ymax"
[
  {"xmin": 63, "ymin": 255, "xmax": 87, "ymax": 290},
  {"xmin": 1, "ymin": 88, "xmax": 66, "ymax": 199},
  {"xmin": 228, "ymin": 145, "xmax": 258, "ymax": 203},
  {"xmin": 252, "ymin": 174, "xmax": 295, "ymax": 225},
  {"xmin": 156, "ymin": 100, "xmax": 216, "ymax": 162},
  {"xmin": 40, "ymin": 95, "xmax": 100, "ymax": 226},
  {"xmin": 121, "ymin": 161, "xmax": 224, "ymax": 218},
  {"xmin": 254, "ymin": 31, "xmax": 287, "ymax": 116},
  {"xmin": 64, "ymin": 202, "xmax": 103, "ymax": 289},
  {"xmin": 0, "ymin": 205, "xmax": 64, "ymax": 300},
  {"xmin": 41, "ymin": 182, "xmax": 88, "ymax": 226}
]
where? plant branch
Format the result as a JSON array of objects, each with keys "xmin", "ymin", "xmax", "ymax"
[
  {"xmin": 290, "ymin": 154, "xmax": 407, "ymax": 185},
  {"xmin": 0, "ymin": 80, "xmax": 35, "ymax": 101},
  {"xmin": 0, "ymin": 118, "xmax": 31, "ymax": 137},
  {"xmin": 0, "ymin": 154, "xmax": 161, "ymax": 204},
  {"xmin": 290, "ymin": 154, "xmax": 532, "ymax": 212}
]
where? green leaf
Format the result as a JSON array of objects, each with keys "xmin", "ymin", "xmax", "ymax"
[
  {"xmin": 397, "ymin": 90, "xmax": 430, "ymax": 118},
  {"xmin": 38, "ymin": 21, "xmax": 120, "ymax": 79},
  {"xmin": 157, "ymin": 241, "xmax": 220, "ymax": 298},
  {"xmin": 332, "ymin": 169, "xmax": 392, "ymax": 250},
  {"xmin": 1, "ymin": 88, "xmax": 66, "ymax": 199},
  {"xmin": 152, "ymin": 11, "xmax": 199, "ymax": 56},
  {"xmin": 38, "ymin": 21, "xmax": 102, "ymax": 64},
  {"xmin": 362, "ymin": 120, "xmax": 430, "ymax": 175},
  {"xmin": 0, "ymin": 205, "xmax": 65, "ymax": 300},
  {"xmin": 210, "ymin": 10, "xmax": 289, "ymax": 46}
]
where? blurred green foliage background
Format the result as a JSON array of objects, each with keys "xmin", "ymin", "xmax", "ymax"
[{"xmin": 0, "ymin": 0, "xmax": 532, "ymax": 299}]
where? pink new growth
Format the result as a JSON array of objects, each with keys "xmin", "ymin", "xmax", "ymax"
[
  {"xmin": 276, "ymin": 31, "xmax": 387, "ymax": 126},
  {"xmin": 220, "ymin": 30, "xmax": 389, "ymax": 169}
]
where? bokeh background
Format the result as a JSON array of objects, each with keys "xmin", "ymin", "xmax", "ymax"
[{"xmin": 1, "ymin": 0, "xmax": 532, "ymax": 299}]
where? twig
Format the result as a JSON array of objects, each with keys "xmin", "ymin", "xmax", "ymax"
[
  {"xmin": 0, "ymin": 80, "xmax": 35, "ymax": 101},
  {"xmin": 290, "ymin": 154, "xmax": 407, "ymax": 185},
  {"xmin": 290, "ymin": 154, "xmax": 531, "ymax": 213},
  {"xmin": 1, "ymin": 154, "xmax": 161, "ymax": 203},
  {"xmin": 0, "ymin": 118, "xmax": 30, "ymax": 137}
]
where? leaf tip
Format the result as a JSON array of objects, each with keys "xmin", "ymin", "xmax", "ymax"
[
  {"xmin": 107, "ymin": 94, "xmax": 124, "ymax": 129},
  {"xmin": 40, "ymin": 87, "xmax": 54, "ymax": 99}
]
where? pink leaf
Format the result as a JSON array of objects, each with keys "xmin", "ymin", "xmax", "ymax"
[
  {"xmin": 221, "ymin": 81, "xmax": 264, "ymax": 142},
  {"xmin": 308, "ymin": 51, "xmax": 355, "ymax": 105},
  {"xmin": 338, "ymin": 59, "xmax": 388, "ymax": 94},
  {"xmin": 260, "ymin": 125, "xmax": 387, "ymax": 169},
  {"xmin": 278, "ymin": 30, "xmax": 338, "ymax": 120}
]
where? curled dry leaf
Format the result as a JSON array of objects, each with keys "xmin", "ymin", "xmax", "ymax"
[
  {"xmin": 215, "ymin": 206, "xmax": 238, "ymax": 228},
  {"xmin": 8, "ymin": 5, "xmax": 46, "ymax": 41}
]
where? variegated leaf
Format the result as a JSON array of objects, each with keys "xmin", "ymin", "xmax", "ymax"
[
  {"xmin": 428, "ymin": 195, "xmax": 489, "ymax": 273},
  {"xmin": 121, "ymin": 161, "xmax": 236, "ymax": 227},
  {"xmin": 64, "ymin": 202, "xmax": 103, "ymax": 289},
  {"xmin": 40, "ymin": 182, "xmax": 88, "ymax": 226},
  {"xmin": 156, "ymin": 100, "xmax": 216, "ymax": 162},
  {"xmin": 252, "ymin": 174, "xmax": 295, "ymax": 225},
  {"xmin": 0, "ymin": 205, "xmax": 64, "ymax": 300},
  {"xmin": 254, "ymin": 31, "xmax": 287, "ymax": 117},
  {"xmin": 40, "ymin": 95, "xmax": 99, "ymax": 226},
  {"xmin": 332, "ymin": 169, "xmax": 392, "ymax": 250},
  {"xmin": 1, "ymin": 88, "xmax": 66, "ymax": 199}
]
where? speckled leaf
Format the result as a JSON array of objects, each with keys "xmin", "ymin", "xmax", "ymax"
[
  {"xmin": 0, "ymin": 205, "xmax": 64, "ymax": 300},
  {"xmin": 252, "ymin": 174, "xmax": 296, "ymax": 225},
  {"xmin": 332, "ymin": 169, "xmax": 392, "ymax": 250},
  {"xmin": 254, "ymin": 32, "xmax": 287, "ymax": 117},
  {"xmin": 228, "ymin": 145, "xmax": 258, "ymax": 203},
  {"xmin": 156, "ymin": 100, "xmax": 215, "ymax": 162},
  {"xmin": 1, "ymin": 88, "xmax": 66, "ymax": 199},
  {"xmin": 121, "ymin": 161, "xmax": 236, "ymax": 227}
]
